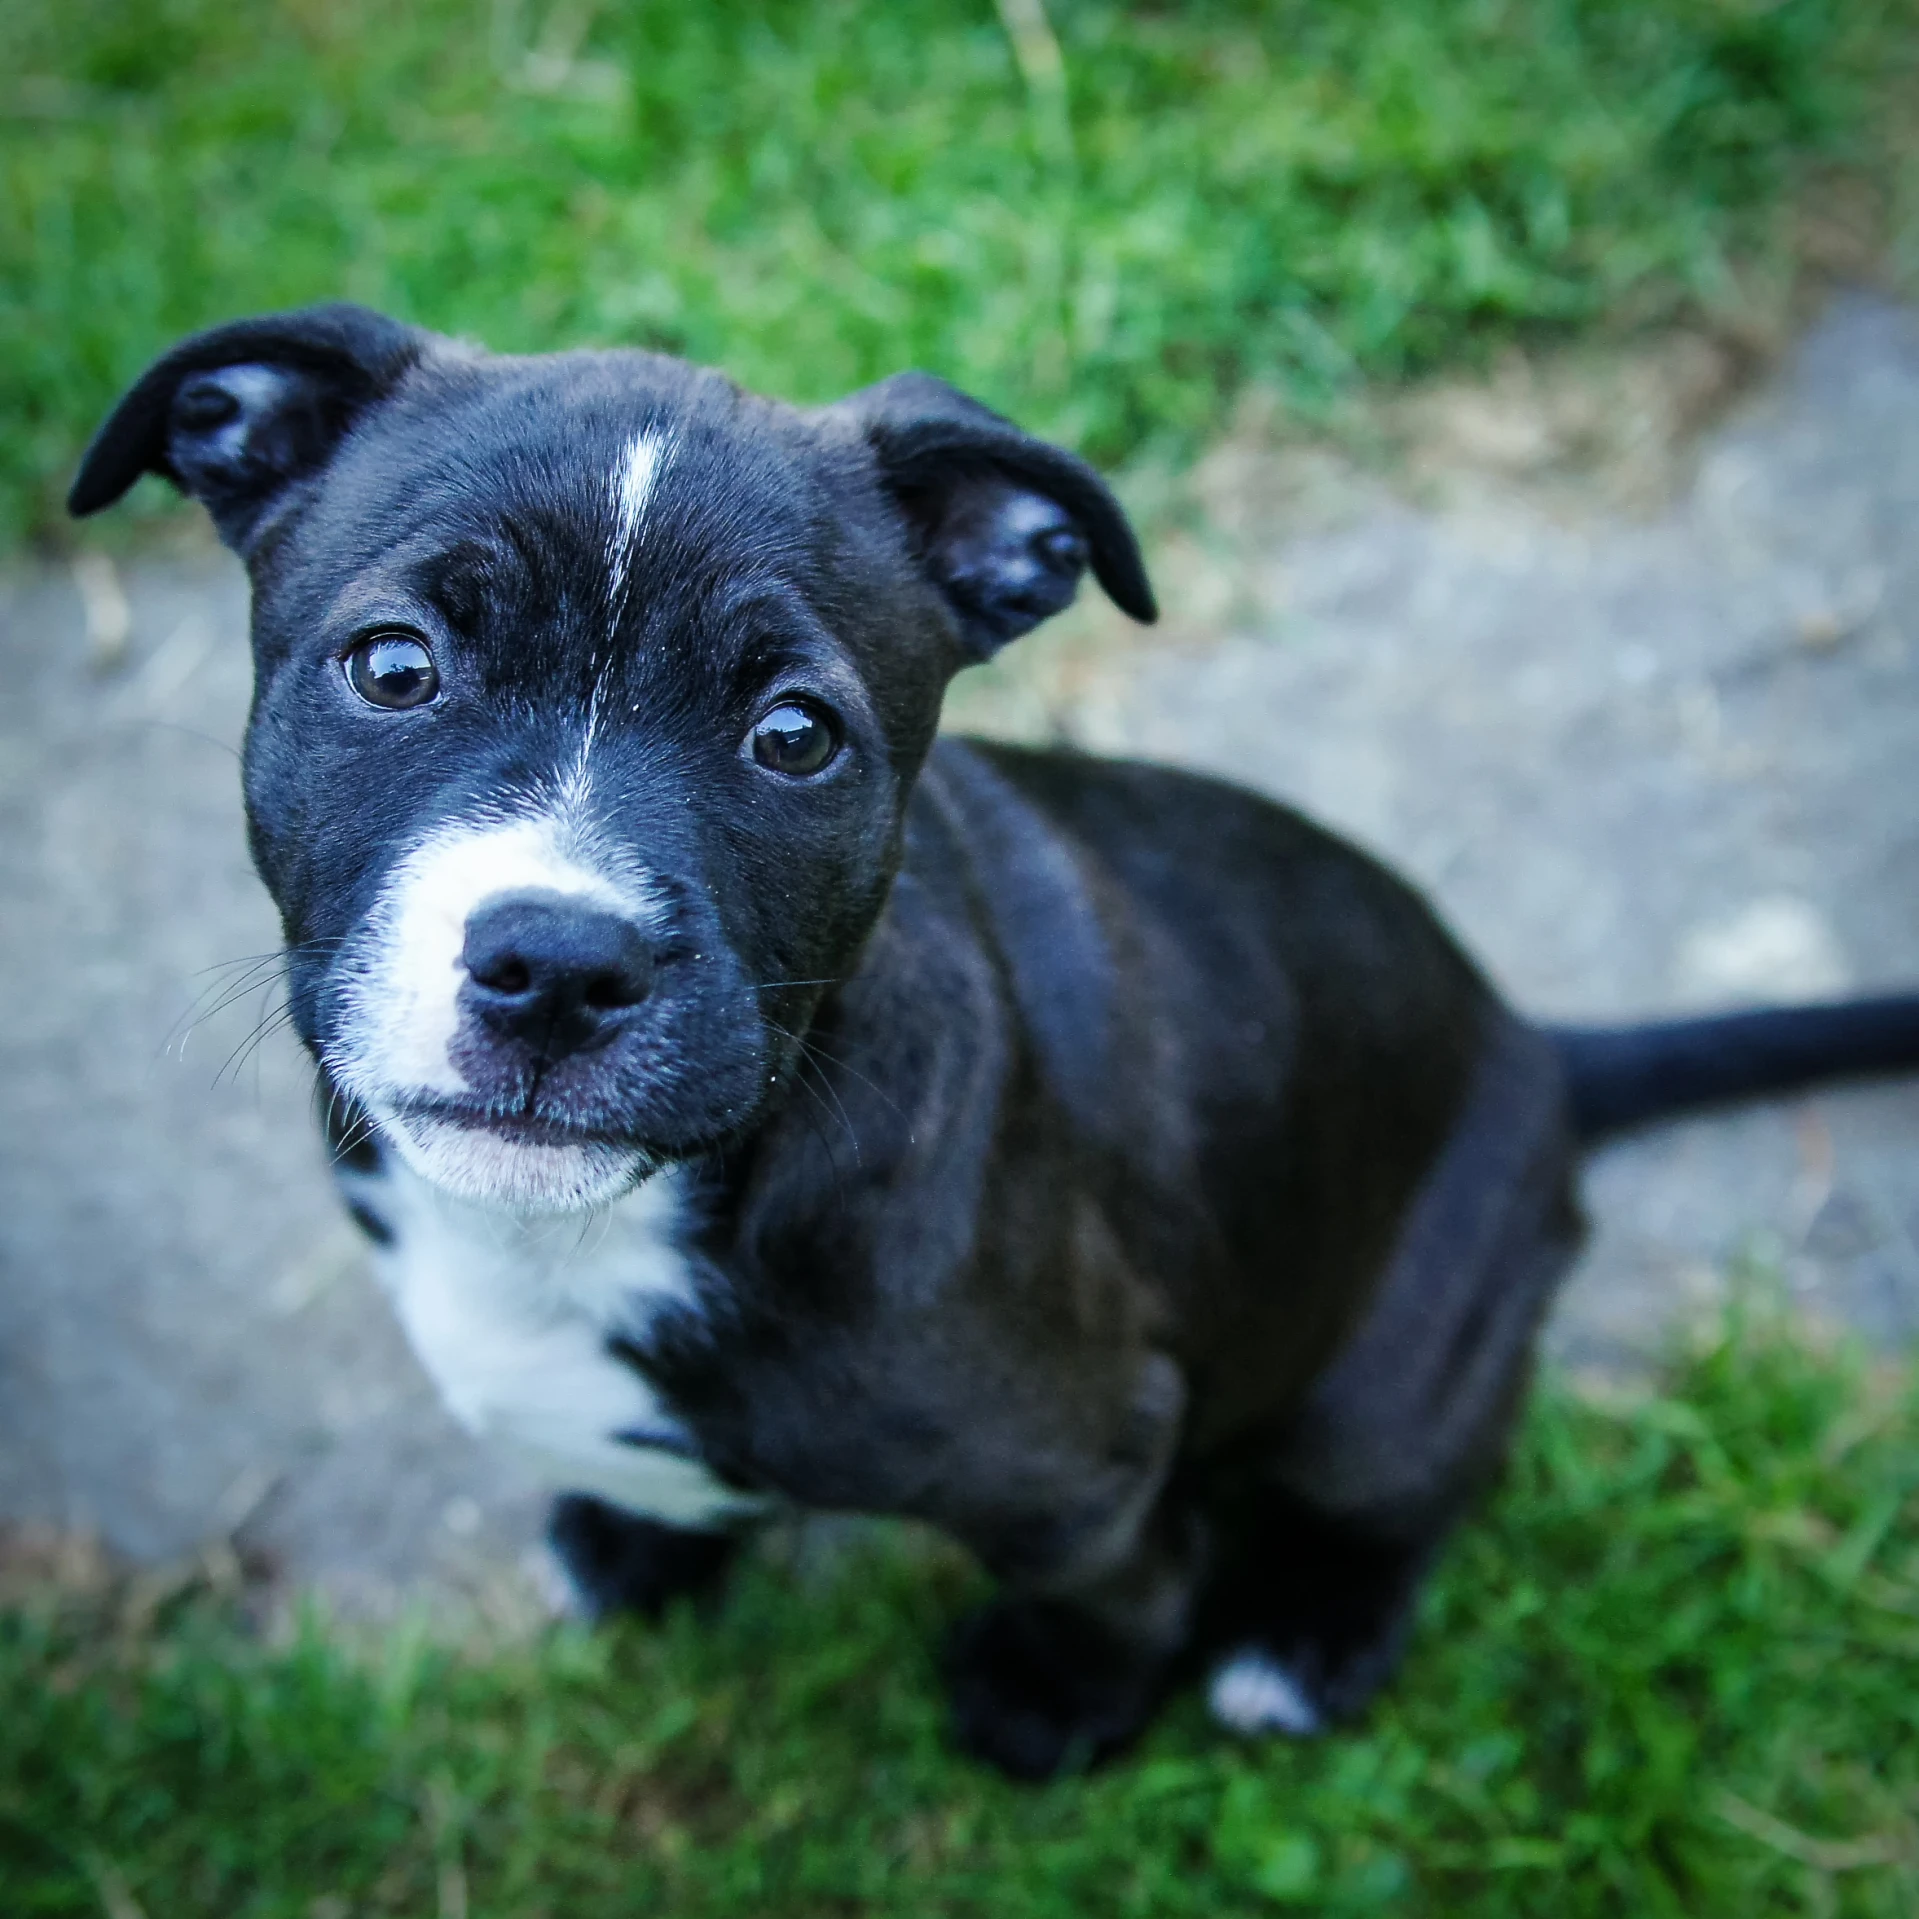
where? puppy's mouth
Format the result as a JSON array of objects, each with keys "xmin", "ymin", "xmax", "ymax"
[
  {"xmin": 392, "ymin": 1096, "xmax": 641, "ymax": 1152},
  {"xmin": 374, "ymin": 1096, "xmax": 659, "ymax": 1214}
]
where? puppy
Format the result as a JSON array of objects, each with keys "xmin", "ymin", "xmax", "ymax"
[{"xmin": 71, "ymin": 306, "xmax": 1919, "ymax": 1778}]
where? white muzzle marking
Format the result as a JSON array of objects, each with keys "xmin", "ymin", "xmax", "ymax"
[{"xmin": 327, "ymin": 812, "xmax": 659, "ymax": 1213}]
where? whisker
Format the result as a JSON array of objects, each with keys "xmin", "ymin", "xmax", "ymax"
[
  {"xmin": 220, "ymin": 1012, "xmax": 297, "ymax": 1088},
  {"xmin": 167, "ymin": 963, "xmax": 288, "ymax": 1055},
  {"xmin": 783, "ymin": 1027, "xmax": 909, "ymax": 1125},
  {"xmin": 801, "ymin": 1048, "xmax": 868, "ymax": 1165},
  {"xmin": 327, "ymin": 1106, "xmax": 381, "ymax": 1170},
  {"xmin": 114, "ymin": 717, "xmax": 244, "ymax": 763},
  {"xmin": 168, "ymin": 954, "xmax": 285, "ymax": 1029},
  {"xmin": 189, "ymin": 950, "xmax": 288, "ymax": 979},
  {"xmin": 565, "ymin": 1204, "xmax": 618, "ymax": 1268},
  {"xmin": 766, "ymin": 1017, "xmax": 865, "ymax": 1170},
  {"xmin": 781, "ymin": 1064, "xmax": 851, "ymax": 1190},
  {"xmin": 165, "ymin": 937, "xmax": 340, "ymax": 1060},
  {"xmin": 187, "ymin": 937, "xmax": 339, "ymax": 981},
  {"xmin": 321, "ymin": 1076, "xmax": 345, "ymax": 1151},
  {"xmin": 213, "ymin": 998, "xmax": 298, "ymax": 1088}
]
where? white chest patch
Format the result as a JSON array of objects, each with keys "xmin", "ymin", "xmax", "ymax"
[{"xmin": 356, "ymin": 1156, "xmax": 753, "ymax": 1531}]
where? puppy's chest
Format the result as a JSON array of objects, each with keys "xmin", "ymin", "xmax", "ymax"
[{"xmin": 355, "ymin": 1159, "xmax": 757, "ymax": 1530}]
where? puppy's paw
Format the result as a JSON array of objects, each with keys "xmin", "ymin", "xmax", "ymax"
[
  {"xmin": 545, "ymin": 1493, "xmax": 739, "ymax": 1622},
  {"xmin": 943, "ymin": 1597, "xmax": 1166, "ymax": 1781},
  {"xmin": 1205, "ymin": 1646, "xmax": 1325, "ymax": 1737}
]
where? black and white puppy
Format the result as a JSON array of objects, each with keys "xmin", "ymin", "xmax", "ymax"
[{"xmin": 72, "ymin": 306, "xmax": 1919, "ymax": 1778}]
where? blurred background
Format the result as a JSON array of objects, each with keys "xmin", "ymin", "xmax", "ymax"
[
  {"xmin": 6, "ymin": 0, "xmax": 1919, "ymax": 536},
  {"xmin": 3, "ymin": 3, "xmax": 1919, "ymax": 1907}
]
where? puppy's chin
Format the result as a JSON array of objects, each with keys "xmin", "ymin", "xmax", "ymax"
[{"xmin": 382, "ymin": 1112, "xmax": 651, "ymax": 1215}]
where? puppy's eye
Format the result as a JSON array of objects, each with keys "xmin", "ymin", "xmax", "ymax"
[
  {"xmin": 345, "ymin": 632, "xmax": 439, "ymax": 710},
  {"xmin": 748, "ymin": 699, "xmax": 840, "ymax": 778}
]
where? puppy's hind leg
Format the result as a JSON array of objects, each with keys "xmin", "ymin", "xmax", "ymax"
[
  {"xmin": 544, "ymin": 1494, "xmax": 742, "ymax": 1622},
  {"xmin": 1198, "ymin": 1014, "xmax": 1585, "ymax": 1736},
  {"xmin": 1197, "ymin": 1489, "xmax": 1449, "ymax": 1737}
]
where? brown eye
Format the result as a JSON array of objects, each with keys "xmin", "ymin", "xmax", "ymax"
[
  {"xmin": 749, "ymin": 700, "xmax": 840, "ymax": 777},
  {"xmin": 345, "ymin": 632, "xmax": 439, "ymax": 710}
]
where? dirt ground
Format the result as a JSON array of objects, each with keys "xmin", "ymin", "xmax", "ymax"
[{"xmin": 2, "ymin": 291, "xmax": 1915, "ymax": 1616}]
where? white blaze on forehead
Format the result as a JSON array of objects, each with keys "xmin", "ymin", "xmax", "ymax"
[
  {"xmin": 329, "ymin": 814, "xmax": 645, "ymax": 1103},
  {"xmin": 605, "ymin": 427, "xmax": 673, "ymax": 614}
]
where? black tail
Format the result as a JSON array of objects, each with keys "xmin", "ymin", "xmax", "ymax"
[{"xmin": 1549, "ymin": 995, "xmax": 1919, "ymax": 1141}]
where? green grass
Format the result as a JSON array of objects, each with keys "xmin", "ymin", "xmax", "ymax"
[
  {"xmin": 5, "ymin": 0, "xmax": 1917, "ymax": 544},
  {"xmin": 3, "ymin": 1304, "xmax": 1915, "ymax": 1916}
]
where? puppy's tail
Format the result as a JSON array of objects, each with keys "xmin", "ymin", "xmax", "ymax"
[{"xmin": 1547, "ymin": 995, "xmax": 1919, "ymax": 1141}]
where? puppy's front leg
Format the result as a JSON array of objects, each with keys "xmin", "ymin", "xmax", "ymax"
[
  {"xmin": 938, "ymin": 1349, "xmax": 1200, "ymax": 1779},
  {"xmin": 943, "ymin": 1495, "xmax": 1205, "ymax": 1780},
  {"xmin": 545, "ymin": 1494, "xmax": 743, "ymax": 1622}
]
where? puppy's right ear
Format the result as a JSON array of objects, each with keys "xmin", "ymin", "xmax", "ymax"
[
  {"xmin": 67, "ymin": 304, "xmax": 425, "ymax": 551},
  {"xmin": 829, "ymin": 372, "xmax": 1155, "ymax": 660}
]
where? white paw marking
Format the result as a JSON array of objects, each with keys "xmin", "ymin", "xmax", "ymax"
[{"xmin": 1206, "ymin": 1649, "xmax": 1323, "ymax": 1737}]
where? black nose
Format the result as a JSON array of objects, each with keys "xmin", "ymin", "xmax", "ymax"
[{"xmin": 460, "ymin": 893, "xmax": 656, "ymax": 1055}]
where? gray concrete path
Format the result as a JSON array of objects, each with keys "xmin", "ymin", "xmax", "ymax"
[{"xmin": 4, "ymin": 292, "xmax": 1916, "ymax": 1610}]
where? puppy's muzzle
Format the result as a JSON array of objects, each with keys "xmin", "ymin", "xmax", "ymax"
[{"xmin": 460, "ymin": 891, "xmax": 658, "ymax": 1060}]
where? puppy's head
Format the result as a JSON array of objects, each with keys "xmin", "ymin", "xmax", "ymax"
[{"xmin": 72, "ymin": 304, "xmax": 1154, "ymax": 1212}]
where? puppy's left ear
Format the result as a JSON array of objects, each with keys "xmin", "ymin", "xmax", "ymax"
[
  {"xmin": 68, "ymin": 303, "xmax": 426, "ymax": 552},
  {"xmin": 834, "ymin": 372, "xmax": 1155, "ymax": 658}
]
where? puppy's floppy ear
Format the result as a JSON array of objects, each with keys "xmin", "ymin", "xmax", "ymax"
[
  {"xmin": 835, "ymin": 372, "xmax": 1155, "ymax": 657},
  {"xmin": 68, "ymin": 303, "xmax": 425, "ymax": 551}
]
